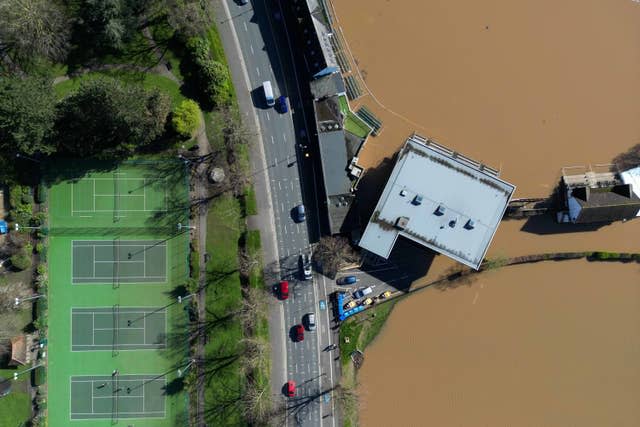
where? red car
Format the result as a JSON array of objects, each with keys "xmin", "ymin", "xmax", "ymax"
[
  {"xmin": 279, "ymin": 280, "xmax": 289, "ymax": 300},
  {"xmin": 295, "ymin": 324, "xmax": 304, "ymax": 342},
  {"xmin": 286, "ymin": 380, "xmax": 296, "ymax": 397}
]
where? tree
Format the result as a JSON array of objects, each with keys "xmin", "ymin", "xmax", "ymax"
[
  {"xmin": 172, "ymin": 99, "xmax": 201, "ymax": 138},
  {"xmin": 313, "ymin": 236, "xmax": 360, "ymax": 278},
  {"xmin": 0, "ymin": 0, "xmax": 71, "ymax": 67},
  {"xmin": 10, "ymin": 250, "xmax": 32, "ymax": 271},
  {"xmin": 185, "ymin": 38, "xmax": 230, "ymax": 108},
  {"xmin": 612, "ymin": 143, "xmax": 640, "ymax": 171},
  {"xmin": 0, "ymin": 77, "xmax": 56, "ymax": 156},
  {"xmin": 167, "ymin": 0, "xmax": 212, "ymax": 39},
  {"xmin": 54, "ymin": 78, "xmax": 171, "ymax": 158},
  {"xmin": 79, "ymin": 0, "xmax": 135, "ymax": 51}
]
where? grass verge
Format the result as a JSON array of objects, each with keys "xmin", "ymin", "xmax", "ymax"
[{"xmin": 0, "ymin": 369, "xmax": 32, "ymax": 427}]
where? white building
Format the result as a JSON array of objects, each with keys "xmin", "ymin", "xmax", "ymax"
[{"xmin": 359, "ymin": 134, "xmax": 515, "ymax": 270}]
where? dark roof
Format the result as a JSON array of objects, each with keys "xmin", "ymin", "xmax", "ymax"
[
  {"xmin": 327, "ymin": 194, "xmax": 355, "ymax": 234},
  {"xmin": 318, "ymin": 130, "xmax": 351, "ymax": 196},
  {"xmin": 571, "ymin": 184, "xmax": 640, "ymax": 223},
  {"xmin": 310, "ymin": 73, "xmax": 346, "ymax": 100}
]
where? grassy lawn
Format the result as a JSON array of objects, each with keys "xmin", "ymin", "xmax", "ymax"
[
  {"xmin": 0, "ymin": 368, "xmax": 31, "ymax": 427},
  {"xmin": 338, "ymin": 94, "xmax": 349, "ymax": 116},
  {"xmin": 203, "ymin": 195, "xmax": 244, "ymax": 426},
  {"xmin": 244, "ymin": 186, "xmax": 258, "ymax": 216},
  {"xmin": 54, "ymin": 70, "xmax": 187, "ymax": 107},
  {"xmin": 344, "ymin": 110, "xmax": 371, "ymax": 139}
]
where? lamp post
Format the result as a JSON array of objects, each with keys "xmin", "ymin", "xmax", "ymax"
[
  {"xmin": 177, "ymin": 223, "xmax": 196, "ymax": 232},
  {"xmin": 177, "ymin": 293, "xmax": 196, "ymax": 304},
  {"xmin": 177, "ymin": 359, "xmax": 197, "ymax": 377},
  {"xmin": 15, "ymin": 153, "xmax": 41, "ymax": 163},
  {"xmin": 14, "ymin": 223, "xmax": 42, "ymax": 232},
  {"xmin": 14, "ymin": 294, "xmax": 45, "ymax": 307},
  {"xmin": 13, "ymin": 363, "xmax": 44, "ymax": 381}
]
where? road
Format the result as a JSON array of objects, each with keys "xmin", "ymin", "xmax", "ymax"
[{"xmin": 215, "ymin": 0, "xmax": 339, "ymax": 425}]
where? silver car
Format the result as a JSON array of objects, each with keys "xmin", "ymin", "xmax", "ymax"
[
  {"xmin": 306, "ymin": 313, "xmax": 316, "ymax": 331},
  {"xmin": 301, "ymin": 253, "xmax": 312, "ymax": 280}
]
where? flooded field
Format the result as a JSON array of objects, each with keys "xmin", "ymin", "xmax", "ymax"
[
  {"xmin": 357, "ymin": 261, "xmax": 640, "ymax": 426},
  {"xmin": 331, "ymin": 0, "xmax": 640, "ymax": 424}
]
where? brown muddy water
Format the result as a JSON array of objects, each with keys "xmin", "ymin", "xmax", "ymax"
[
  {"xmin": 330, "ymin": 0, "xmax": 640, "ymax": 424},
  {"xmin": 357, "ymin": 261, "xmax": 640, "ymax": 427}
]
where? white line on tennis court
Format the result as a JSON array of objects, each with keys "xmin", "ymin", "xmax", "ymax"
[
  {"xmin": 75, "ymin": 276, "xmax": 166, "ymax": 280},
  {"xmin": 142, "ymin": 381, "xmax": 146, "ymax": 412},
  {"xmin": 94, "ymin": 194, "xmax": 144, "ymax": 197},
  {"xmin": 94, "ymin": 327, "xmax": 145, "ymax": 331},
  {"xmin": 93, "ymin": 179, "xmax": 96, "ymax": 211},
  {"xmin": 91, "ymin": 380, "xmax": 94, "ymax": 413},
  {"xmin": 92, "ymin": 313, "xmax": 95, "ymax": 345},
  {"xmin": 143, "ymin": 178, "xmax": 147, "ymax": 211},
  {"xmin": 94, "ymin": 260, "xmax": 144, "ymax": 264},
  {"xmin": 72, "ymin": 378, "xmax": 166, "ymax": 384},
  {"xmin": 143, "ymin": 314, "xmax": 146, "ymax": 345}
]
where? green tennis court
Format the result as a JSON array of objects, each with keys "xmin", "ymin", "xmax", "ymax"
[
  {"xmin": 70, "ymin": 374, "xmax": 166, "ymax": 420},
  {"xmin": 72, "ymin": 240, "xmax": 167, "ymax": 284},
  {"xmin": 71, "ymin": 307, "xmax": 166, "ymax": 351},
  {"xmin": 71, "ymin": 175, "xmax": 167, "ymax": 217}
]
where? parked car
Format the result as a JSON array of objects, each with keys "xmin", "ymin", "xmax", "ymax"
[
  {"xmin": 286, "ymin": 380, "xmax": 296, "ymax": 397},
  {"xmin": 361, "ymin": 298, "xmax": 373, "ymax": 306},
  {"xmin": 378, "ymin": 290, "xmax": 392, "ymax": 299},
  {"xmin": 353, "ymin": 286, "xmax": 373, "ymax": 299},
  {"xmin": 279, "ymin": 280, "xmax": 289, "ymax": 300},
  {"xmin": 276, "ymin": 95, "xmax": 288, "ymax": 113},
  {"xmin": 343, "ymin": 300, "xmax": 357, "ymax": 310},
  {"xmin": 337, "ymin": 276, "xmax": 358, "ymax": 285},
  {"xmin": 294, "ymin": 204, "xmax": 306, "ymax": 223},
  {"xmin": 300, "ymin": 253, "xmax": 312, "ymax": 280},
  {"xmin": 294, "ymin": 324, "xmax": 304, "ymax": 342},
  {"xmin": 306, "ymin": 313, "xmax": 316, "ymax": 331}
]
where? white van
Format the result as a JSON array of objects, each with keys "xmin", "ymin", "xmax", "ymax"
[{"xmin": 263, "ymin": 81, "xmax": 275, "ymax": 107}]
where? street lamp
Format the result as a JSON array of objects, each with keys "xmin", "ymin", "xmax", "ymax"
[
  {"xmin": 13, "ymin": 363, "xmax": 43, "ymax": 381},
  {"xmin": 14, "ymin": 223, "xmax": 41, "ymax": 232},
  {"xmin": 14, "ymin": 294, "xmax": 45, "ymax": 307},
  {"xmin": 177, "ymin": 358, "xmax": 197, "ymax": 377},
  {"xmin": 177, "ymin": 223, "xmax": 196, "ymax": 231},
  {"xmin": 177, "ymin": 293, "xmax": 196, "ymax": 304},
  {"xmin": 15, "ymin": 153, "xmax": 41, "ymax": 163}
]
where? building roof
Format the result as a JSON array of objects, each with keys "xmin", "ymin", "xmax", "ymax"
[
  {"xmin": 621, "ymin": 166, "xmax": 640, "ymax": 217},
  {"xmin": 566, "ymin": 184, "xmax": 640, "ymax": 223},
  {"xmin": 359, "ymin": 135, "xmax": 515, "ymax": 269},
  {"xmin": 302, "ymin": 0, "xmax": 339, "ymax": 78},
  {"xmin": 310, "ymin": 72, "xmax": 346, "ymax": 100},
  {"xmin": 9, "ymin": 335, "xmax": 26, "ymax": 366}
]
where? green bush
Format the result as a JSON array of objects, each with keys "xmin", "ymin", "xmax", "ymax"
[
  {"xmin": 24, "ymin": 242, "xmax": 33, "ymax": 253},
  {"xmin": 8, "ymin": 185, "xmax": 33, "ymax": 225},
  {"xmin": 172, "ymin": 99, "xmax": 202, "ymax": 138},
  {"xmin": 36, "ymin": 183, "xmax": 48, "ymax": 204},
  {"xmin": 33, "ymin": 365, "xmax": 46, "ymax": 386},
  {"xmin": 11, "ymin": 251, "xmax": 32, "ymax": 270},
  {"xmin": 36, "ymin": 264, "xmax": 46, "ymax": 275},
  {"xmin": 185, "ymin": 37, "xmax": 230, "ymax": 108},
  {"xmin": 39, "ymin": 246, "xmax": 48, "ymax": 262},
  {"xmin": 35, "ymin": 242, "xmax": 44, "ymax": 253}
]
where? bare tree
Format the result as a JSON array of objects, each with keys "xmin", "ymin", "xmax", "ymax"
[
  {"xmin": 612, "ymin": 143, "xmax": 640, "ymax": 171},
  {"xmin": 0, "ymin": 0, "xmax": 71, "ymax": 67},
  {"xmin": 313, "ymin": 236, "xmax": 360, "ymax": 278},
  {"xmin": 239, "ymin": 336, "xmax": 269, "ymax": 376}
]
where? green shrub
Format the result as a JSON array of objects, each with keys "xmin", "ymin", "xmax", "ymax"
[
  {"xmin": 35, "ymin": 242, "xmax": 44, "ymax": 253},
  {"xmin": 36, "ymin": 183, "xmax": 48, "ymax": 204},
  {"xmin": 185, "ymin": 37, "xmax": 230, "ymax": 108},
  {"xmin": 11, "ymin": 251, "xmax": 32, "ymax": 270},
  {"xmin": 172, "ymin": 99, "xmax": 202, "ymax": 138},
  {"xmin": 39, "ymin": 246, "xmax": 48, "ymax": 262},
  {"xmin": 36, "ymin": 264, "xmax": 46, "ymax": 275},
  {"xmin": 25, "ymin": 242, "xmax": 33, "ymax": 253},
  {"xmin": 8, "ymin": 185, "xmax": 33, "ymax": 225},
  {"xmin": 33, "ymin": 365, "xmax": 46, "ymax": 386}
]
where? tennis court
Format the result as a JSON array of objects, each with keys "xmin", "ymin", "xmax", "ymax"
[
  {"xmin": 71, "ymin": 174, "xmax": 167, "ymax": 218},
  {"xmin": 71, "ymin": 307, "xmax": 167, "ymax": 351},
  {"xmin": 72, "ymin": 240, "xmax": 167, "ymax": 284},
  {"xmin": 70, "ymin": 374, "xmax": 166, "ymax": 420}
]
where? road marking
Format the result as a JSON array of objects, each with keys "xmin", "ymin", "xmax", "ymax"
[
  {"xmin": 243, "ymin": 21, "xmax": 248, "ymax": 32},
  {"xmin": 283, "ymin": 133, "xmax": 287, "ymax": 142},
  {"xmin": 266, "ymin": 112, "xmax": 270, "ymax": 121},
  {"xmin": 278, "ymin": 181, "xmax": 282, "ymax": 190},
  {"xmin": 290, "ymin": 181, "xmax": 294, "ymax": 191},
  {"xmin": 271, "ymin": 135, "xmax": 275, "ymax": 145},
  {"xmin": 249, "ymin": 44, "xmax": 254, "ymax": 55},
  {"xmin": 256, "ymin": 67, "xmax": 260, "ymax": 76}
]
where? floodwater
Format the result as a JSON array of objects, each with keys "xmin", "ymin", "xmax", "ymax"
[
  {"xmin": 330, "ymin": 0, "xmax": 640, "ymax": 424},
  {"xmin": 357, "ymin": 261, "xmax": 640, "ymax": 426}
]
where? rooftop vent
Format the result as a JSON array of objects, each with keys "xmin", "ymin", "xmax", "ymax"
[
  {"xmin": 448, "ymin": 217, "xmax": 458, "ymax": 228},
  {"xmin": 395, "ymin": 216, "xmax": 410, "ymax": 230},
  {"xmin": 434, "ymin": 205, "xmax": 446, "ymax": 216},
  {"xmin": 464, "ymin": 219, "xmax": 475, "ymax": 230},
  {"xmin": 412, "ymin": 195, "xmax": 423, "ymax": 206},
  {"xmin": 399, "ymin": 189, "xmax": 407, "ymax": 197}
]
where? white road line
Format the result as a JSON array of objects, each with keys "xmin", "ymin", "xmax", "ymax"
[
  {"xmin": 249, "ymin": 44, "xmax": 254, "ymax": 55},
  {"xmin": 243, "ymin": 21, "xmax": 248, "ymax": 32},
  {"xmin": 266, "ymin": 112, "xmax": 270, "ymax": 121},
  {"xmin": 256, "ymin": 67, "xmax": 260, "ymax": 76},
  {"xmin": 278, "ymin": 181, "xmax": 282, "ymax": 190},
  {"xmin": 283, "ymin": 133, "xmax": 287, "ymax": 142},
  {"xmin": 271, "ymin": 135, "xmax": 275, "ymax": 145}
]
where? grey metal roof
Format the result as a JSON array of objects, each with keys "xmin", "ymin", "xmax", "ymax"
[
  {"xmin": 359, "ymin": 135, "xmax": 515, "ymax": 269},
  {"xmin": 318, "ymin": 129, "xmax": 351, "ymax": 196},
  {"xmin": 304, "ymin": 0, "xmax": 338, "ymax": 71},
  {"xmin": 310, "ymin": 73, "xmax": 346, "ymax": 100},
  {"xmin": 566, "ymin": 184, "xmax": 640, "ymax": 223}
]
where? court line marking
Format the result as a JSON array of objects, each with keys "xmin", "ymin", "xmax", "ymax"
[{"xmin": 92, "ymin": 313, "xmax": 95, "ymax": 345}]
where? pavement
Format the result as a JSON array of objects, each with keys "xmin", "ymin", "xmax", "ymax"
[{"xmin": 214, "ymin": 0, "xmax": 340, "ymax": 425}]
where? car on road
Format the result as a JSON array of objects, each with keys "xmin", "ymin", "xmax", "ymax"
[
  {"xmin": 305, "ymin": 312, "xmax": 316, "ymax": 331},
  {"xmin": 276, "ymin": 95, "xmax": 288, "ymax": 113},
  {"xmin": 293, "ymin": 204, "xmax": 306, "ymax": 223},
  {"xmin": 279, "ymin": 280, "xmax": 289, "ymax": 300},
  {"xmin": 343, "ymin": 300, "xmax": 357, "ymax": 310},
  {"xmin": 286, "ymin": 380, "xmax": 296, "ymax": 397},
  {"xmin": 294, "ymin": 324, "xmax": 304, "ymax": 342},
  {"xmin": 337, "ymin": 275, "xmax": 358, "ymax": 285},
  {"xmin": 353, "ymin": 286, "xmax": 373, "ymax": 299},
  {"xmin": 300, "ymin": 253, "xmax": 312, "ymax": 280},
  {"xmin": 379, "ymin": 290, "xmax": 392, "ymax": 299},
  {"xmin": 361, "ymin": 298, "xmax": 373, "ymax": 306}
]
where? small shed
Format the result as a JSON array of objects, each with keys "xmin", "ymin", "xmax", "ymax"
[
  {"xmin": 0, "ymin": 220, "xmax": 7, "ymax": 234},
  {"xmin": 8, "ymin": 335, "xmax": 27, "ymax": 367}
]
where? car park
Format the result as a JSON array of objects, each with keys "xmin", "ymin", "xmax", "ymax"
[
  {"xmin": 379, "ymin": 290, "xmax": 392, "ymax": 299},
  {"xmin": 337, "ymin": 276, "xmax": 358, "ymax": 285},
  {"xmin": 353, "ymin": 286, "xmax": 373, "ymax": 299},
  {"xmin": 295, "ymin": 324, "xmax": 304, "ymax": 342},
  {"xmin": 279, "ymin": 280, "xmax": 289, "ymax": 300},
  {"xmin": 306, "ymin": 313, "xmax": 316, "ymax": 331},
  {"xmin": 301, "ymin": 253, "xmax": 312, "ymax": 280},
  {"xmin": 286, "ymin": 380, "xmax": 296, "ymax": 397},
  {"xmin": 361, "ymin": 298, "xmax": 373, "ymax": 306}
]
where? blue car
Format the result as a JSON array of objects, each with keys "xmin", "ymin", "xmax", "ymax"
[
  {"xmin": 337, "ymin": 276, "xmax": 357, "ymax": 285},
  {"xmin": 276, "ymin": 95, "xmax": 288, "ymax": 113}
]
